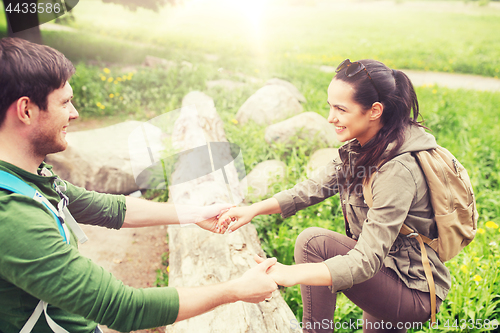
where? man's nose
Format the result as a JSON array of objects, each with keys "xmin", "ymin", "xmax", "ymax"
[{"xmin": 69, "ymin": 103, "xmax": 79, "ymax": 120}]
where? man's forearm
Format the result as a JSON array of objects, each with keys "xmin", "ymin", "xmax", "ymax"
[
  {"xmin": 174, "ymin": 257, "xmax": 278, "ymax": 322},
  {"xmin": 122, "ymin": 197, "xmax": 230, "ymax": 228},
  {"xmin": 122, "ymin": 197, "xmax": 179, "ymax": 228},
  {"xmin": 175, "ymin": 280, "xmax": 239, "ymax": 322}
]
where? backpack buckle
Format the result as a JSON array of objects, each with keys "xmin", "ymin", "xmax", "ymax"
[{"xmin": 406, "ymin": 232, "xmax": 419, "ymax": 238}]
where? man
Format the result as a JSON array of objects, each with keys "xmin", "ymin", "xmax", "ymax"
[{"xmin": 0, "ymin": 37, "xmax": 277, "ymax": 333}]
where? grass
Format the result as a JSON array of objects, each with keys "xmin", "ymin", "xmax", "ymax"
[
  {"xmin": 2, "ymin": 0, "xmax": 500, "ymax": 77},
  {"xmin": 236, "ymin": 85, "xmax": 500, "ymax": 332},
  {"xmin": 1, "ymin": 0, "xmax": 499, "ymax": 331}
]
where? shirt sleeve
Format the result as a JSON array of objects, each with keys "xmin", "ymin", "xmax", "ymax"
[
  {"xmin": 64, "ymin": 182, "xmax": 127, "ymax": 229},
  {"xmin": 324, "ymin": 160, "xmax": 416, "ymax": 291},
  {"xmin": 0, "ymin": 195, "xmax": 178, "ymax": 332},
  {"xmin": 273, "ymin": 158, "xmax": 343, "ymax": 218}
]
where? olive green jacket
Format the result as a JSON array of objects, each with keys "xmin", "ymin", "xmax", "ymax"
[{"xmin": 274, "ymin": 125, "xmax": 451, "ymax": 301}]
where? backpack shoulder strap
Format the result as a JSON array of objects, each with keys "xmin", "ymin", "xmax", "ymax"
[
  {"xmin": 0, "ymin": 170, "xmax": 73, "ymax": 333},
  {"xmin": 0, "ymin": 170, "xmax": 68, "ymax": 243},
  {"xmin": 0, "ymin": 170, "xmax": 37, "ymax": 198},
  {"xmin": 362, "ymin": 161, "xmax": 438, "ymax": 325}
]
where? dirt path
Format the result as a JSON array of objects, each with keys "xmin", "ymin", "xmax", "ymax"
[{"xmin": 403, "ymin": 70, "xmax": 500, "ymax": 92}]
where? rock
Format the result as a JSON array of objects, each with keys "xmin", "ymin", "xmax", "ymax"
[
  {"xmin": 165, "ymin": 91, "xmax": 299, "ymax": 333},
  {"xmin": 264, "ymin": 112, "xmax": 339, "ymax": 149},
  {"xmin": 241, "ymin": 160, "xmax": 286, "ymax": 202},
  {"xmin": 206, "ymin": 79, "xmax": 246, "ymax": 90},
  {"xmin": 236, "ymin": 85, "xmax": 303, "ymax": 126},
  {"xmin": 266, "ymin": 78, "xmax": 306, "ymax": 103},
  {"xmin": 143, "ymin": 55, "xmax": 176, "ymax": 69},
  {"xmin": 181, "ymin": 91, "xmax": 227, "ymax": 143},
  {"xmin": 45, "ymin": 121, "xmax": 164, "ymax": 194},
  {"xmin": 306, "ymin": 148, "xmax": 340, "ymax": 178}
]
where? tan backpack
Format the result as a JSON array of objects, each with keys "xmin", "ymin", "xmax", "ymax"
[{"xmin": 363, "ymin": 146, "xmax": 478, "ymax": 324}]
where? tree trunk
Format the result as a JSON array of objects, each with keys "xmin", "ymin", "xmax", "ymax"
[
  {"xmin": 164, "ymin": 92, "xmax": 300, "ymax": 333},
  {"xmin": 4, "ymin": 0, "xmax": 43, "ymax": 44}
]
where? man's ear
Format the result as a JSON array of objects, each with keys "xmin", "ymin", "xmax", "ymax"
[
  {"xmin": 370, "ymin": 102, "xmax": 384, "ymax": 121},
  {"xmin": 14, "ymin": 97, "xmax": 34, "ymax": 125}
]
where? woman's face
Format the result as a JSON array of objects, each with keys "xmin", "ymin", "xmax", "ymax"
[{"xmin": 327, "ymin": 78, "xmax": 380, "ymax": 146}]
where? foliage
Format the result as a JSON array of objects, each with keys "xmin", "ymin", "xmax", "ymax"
[
  {"xmin": 1, "ymin": 0, "xmax": 499, "ymax": 328},
  {"xmin": 69, "ymin": 62, "xmax": 212, "ymax": 119}
]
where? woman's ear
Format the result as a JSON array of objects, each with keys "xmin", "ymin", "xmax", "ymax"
[{"xmin": 370, "ymin": 102, "xmax": 384, "ymax": 121}]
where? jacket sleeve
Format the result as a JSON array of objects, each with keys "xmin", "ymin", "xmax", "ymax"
[
  {"xmin": 0, "ymin": 195, "xmax": 178, "ymax": 332},
  {"xmin": 273, "ymin": 158, "xmax": 343, "ymax": 218},
  {"xmin": 64, "ymin": 182, "xmax": 127, "ymax": 229},
  {"xmin": 324, "ymin": 160, "xmax": 416, "ymax": 291}
]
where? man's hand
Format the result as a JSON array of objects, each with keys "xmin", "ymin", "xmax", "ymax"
[
  {"xmin": 175, "ymin": 254, "xmax": 279, "ymax": 322},
  {"xmin": 233, "ymin": 255, "xmax": 278, "ymax": 302},
  {"xmin": 254, "ymin": 255, "xmax": 295, "ymax": 287}
]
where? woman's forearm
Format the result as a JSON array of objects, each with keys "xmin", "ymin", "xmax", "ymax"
[
  {"xmin": 249, "ymin": 197, "xmax": 282, "ymax": 216},
  {"xmin": 274, "ymin": 263, "xmax": 332, "ymax": 287}
]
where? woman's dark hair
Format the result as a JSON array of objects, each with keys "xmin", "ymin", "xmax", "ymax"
[
  {"xmin": 334, "ymin": 59, "xmax": 423, "ymax": 193},
  {"xmin": 0, "ymin": 37, "xmax": 75, "ymax": 126}
]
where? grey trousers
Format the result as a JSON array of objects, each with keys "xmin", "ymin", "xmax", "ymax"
[{"xmin": 294, "ymin": 227, "xmax": 441, "ymax": 333}]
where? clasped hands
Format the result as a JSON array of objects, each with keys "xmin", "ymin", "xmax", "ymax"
[{"xmin": 193, "ymin": 204, "xmax": 294, "ymax": 288}]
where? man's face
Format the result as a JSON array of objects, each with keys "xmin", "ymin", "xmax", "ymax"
[{"xmin": 30, "ymin": 81, "xmax": 79, "ymax": 156}]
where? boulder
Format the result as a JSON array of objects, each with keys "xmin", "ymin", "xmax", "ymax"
[
  {"xmin": 266, "ymin": 78, "xmax": 306, "ymax": 103},
  {"xmin": 235, "ymin": 85, "xmax": 303, "ymax": 126},
  {"xmin": 241, "ymin": 160, "xmax": 286, "ymax": 202},
  {"xmin": 165, "ymin": 92, "xmax": 299, "ymax": 333},
  {"xmin": 306, "ymin": 148, "xmax": 340, "ymax": 179},
  {"xmin": 264, "ymin": 112, "xmax": 339, "ymax": 148},
  {"xmin": 181, "ymin": 91, "xmax": 227, "ymax": 143},
  {"xmin": 45, "ymin": 121, "xmax": 164, "ymax": 194}
]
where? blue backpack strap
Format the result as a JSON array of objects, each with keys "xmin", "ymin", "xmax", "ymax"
[{"xmin": 0, "ymin": 170, "xmax": 67, "ymax": 243}]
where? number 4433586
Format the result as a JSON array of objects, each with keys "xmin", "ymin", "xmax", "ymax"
[{"xmin": 5, "ymin": 2, "xmax": 62, "ymax": 14}]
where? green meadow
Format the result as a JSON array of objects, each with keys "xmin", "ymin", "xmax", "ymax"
[{"xmin": 1, "ymin": 0, "xmax": 499, "ymax": 331}]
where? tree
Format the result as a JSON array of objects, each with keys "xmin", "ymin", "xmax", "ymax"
[
  {"xmin": 3, "ymin": 0, "xmax": 43, "ymax": 44},
  {"xmin": 2, "ymin": 0, "xmax": 179, "ymax": 44}
]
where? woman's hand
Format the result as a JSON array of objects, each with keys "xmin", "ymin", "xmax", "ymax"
[
  {"xmin": 216, "ymin": 206, "xmax": 257, "ymax": 233},
  {"xmin": 192, "ymin": 203, "xmax": 234, "ymax": 233}
]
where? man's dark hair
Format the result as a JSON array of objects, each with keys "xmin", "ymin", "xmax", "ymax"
[{"xmin": 0, "ymin": 37, "xmax": 75, "ymax": 126}]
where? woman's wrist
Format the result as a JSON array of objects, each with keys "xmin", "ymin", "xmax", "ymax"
[{"xmin": 250, "ymin": 197, "xmax": 281, "ymax": 217}]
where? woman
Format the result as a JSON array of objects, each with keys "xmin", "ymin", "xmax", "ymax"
[{"xmin": 217, "ymin": 59, "xmax": 450, "ymax": 333}]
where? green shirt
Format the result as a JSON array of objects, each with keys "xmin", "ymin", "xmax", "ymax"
[{"xmin": 0, "ymin": 161, "xmax": 179, "ymax": 333}]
